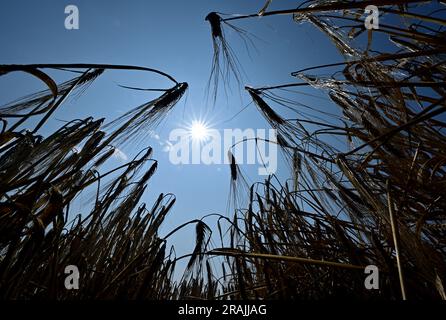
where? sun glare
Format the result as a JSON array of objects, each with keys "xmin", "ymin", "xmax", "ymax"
[{"xmin": 190, "ymin": 120, "xmax": 210, "ymax": 142}]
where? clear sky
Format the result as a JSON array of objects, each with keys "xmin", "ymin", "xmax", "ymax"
[{"xmin": 0, "ymin": 1, "xmax": 344, "ymax": 261}]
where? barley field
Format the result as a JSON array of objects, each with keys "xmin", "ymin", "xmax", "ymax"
[{"xmin": 0, "ymin": 0, "xmax": 445, "ymax": 301}]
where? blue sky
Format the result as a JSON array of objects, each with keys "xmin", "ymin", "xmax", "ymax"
[{"xmin": 0, "ymin": 1, "xmax": 346, "ymax": 261}]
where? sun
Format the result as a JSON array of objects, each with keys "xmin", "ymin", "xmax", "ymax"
[{"xmin": 189, "ymin": 120, "xmax": 210, "ymax": 142}]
